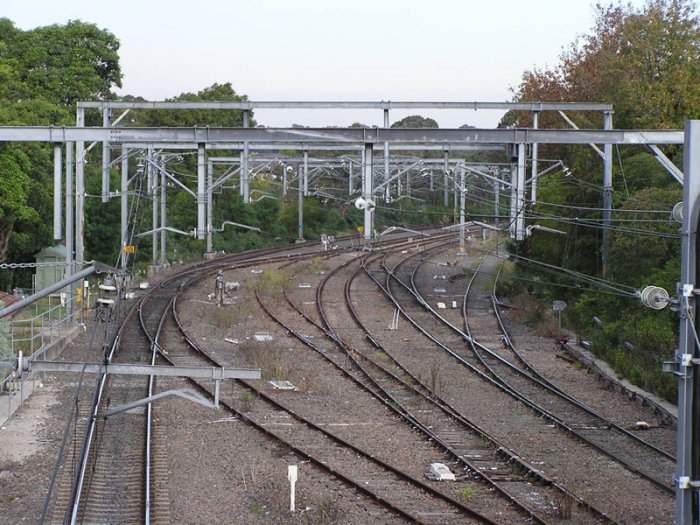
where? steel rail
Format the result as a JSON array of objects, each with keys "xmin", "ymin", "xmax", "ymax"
[
  {"xmin": 339, "ymin": 256, "xmax": 615, "ymax": 523},
  {"xmin": 378, "ymin": 245, "xmax": 675, "ymax": 494},
  {"xmin": 261, "ymin": 235, "xmax": 612, "ymax": 523},
  {"xmin": 166, "ymin": 284, "xmax": 496, "ymax": 523},
  {"xmin": 405, "ymin": 247, "xmax": 675, "ymax": 462},
  {"xmin": 306, "ymin": 247, "xmax": 613, "ymax": 524},
  {"xmin": 56, "ymin": 239, "xmax": 345, "ymax": 522}
]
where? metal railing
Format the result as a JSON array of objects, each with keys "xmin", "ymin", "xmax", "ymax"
[{"xmin": 0, "ymin": 292, "xmax": 84, "ymax": 424}]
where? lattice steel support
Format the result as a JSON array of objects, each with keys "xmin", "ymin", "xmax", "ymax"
[
  {"xmin": 197, "ymin": 144, "xmax": 206, "ymax": 239},
  {"xmin": 516, "ymin": 143, "xmax": 527, "ymax": 241},
  {"xmin": 75, "ymin": 107, "xmax": 85, "ymax": 267},
  {"xmin": 101, "ymin": 108, "xmax": 111, "ymax": 203},
  {"xmin": 121, "ymin": 147, "xmax": 128, "ymax": 268}
]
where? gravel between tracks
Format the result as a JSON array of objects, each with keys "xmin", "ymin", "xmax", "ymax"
[{"xmin": 0, "ymin": 244, "xmax": 678, "ymax": 524}]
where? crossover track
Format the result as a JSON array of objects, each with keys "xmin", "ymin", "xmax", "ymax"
[
  {"xmin": 270, "ymin": 241, "xmax": 615, "ymax": 523},
  {"xmin": 46, "ymin": 229, "xmax": 676, "ymax": 523}
]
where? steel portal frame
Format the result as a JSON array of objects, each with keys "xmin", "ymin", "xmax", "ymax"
[
  {"xmin": 3, "ymin": 100, "xmax": 700, "ymax": 523},
  {"xmin": 14, "ymin": 123, "xmax": 683, "ymax": 266}
]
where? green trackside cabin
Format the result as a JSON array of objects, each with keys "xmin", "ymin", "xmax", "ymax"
[{"xmin": 34, "ymin": 245, "xmax": 67, "ymax": 292}]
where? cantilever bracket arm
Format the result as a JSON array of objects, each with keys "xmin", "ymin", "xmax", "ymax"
[
  {"xmin": 214, "ymin": 221, "xmax": 261, "ymax": 233},
  {"xmin": 378, "ymin": 226, "xmax": 430, "ymax": 237},
  {"xmin": 98, "ymin": 388, "xmax": 217, "ymax": 418},
  {"xmin": 136, "ymin": 226, "xmax": 194, "ymax": 238}
]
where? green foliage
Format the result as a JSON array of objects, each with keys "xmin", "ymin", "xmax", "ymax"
[
  {"xmin": 506, "ymin": 0, "xmax": 700, "ymax": 130},
  {"xmin": 257, "ymin": 269, "xmax": 286, "ymax": 294},
  {"xmin": 133, "ymin": 82, "xmax": 251, "ymax": 127},
  {"xmin": 498, "ymin": 1, "xmax": 695, "ymax": 401},
  {"xmin": 458, "ymin": 486, "xmax": 477, "ymax": 501},
  {"xmin": 0, "ymin": 19, "xmax": 121, "ymax": 287},
  {"xmin": 608, "ymin": 186, "xmax": 681, "ymax": 285},
  {"xmin": 0, "ymin": 18, "xmax": 121, "ymax": 105},
  {"xmin": 391, "ymin": 115, "xmax": 439, "ymax": 128}
]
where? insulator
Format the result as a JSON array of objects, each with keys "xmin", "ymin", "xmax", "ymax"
[
  {"xmin": 638, "ymin": 285, "xmax": 669, "ymax": 310},
  {"xmin": 673, "ymin": 202, "xmax": 683, "ymax": 224}
]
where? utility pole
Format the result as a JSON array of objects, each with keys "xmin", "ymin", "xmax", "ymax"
[
  {"xmin": 459, "ymin": 166, "xmax": 466, "ymax": 255},
  {"xmin": 297, "ymin": 166, "xmax": 304, "ymax": 242},
  {"xmin": 602, "ymin": 111, "xmax": 614, "ymax": 276},
  {"xmin": 676, "ymin": 120, "xmax": 700, "ymax": 525},
  {"xmin": 363, "ymin": 143, "xmax": 374, "ymax": 240}
]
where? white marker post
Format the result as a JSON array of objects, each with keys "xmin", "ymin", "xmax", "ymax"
[{"xmin": 288, "ymin": 464, "xmax": 298, "ymax": 512}]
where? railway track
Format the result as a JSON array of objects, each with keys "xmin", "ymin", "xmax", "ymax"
[
  {"xmin": 41, "ymin": 228, "xmax": 676, "ymax": 523},
  {"xmin": 354, "ymin": 242, "xmax": 673, "ymax": 521},
  {"xmin": 312, "ymin": 249, "xmax": 614, "ymax": 524},
  {"xmin": 43, "ymin": 240, "xmax": 360, "ymax": 523},
  {"xmin": 164, "ymin": 245, "xmax": 501, "ymax": 524},
  {"xmin": 385, "ymin": 246, "xmax": 676, "ymax": 494},
  {"xmin": 250, "ymin": 235, "xmax": 610, "ymax": 523},
  {"xmin": 49, "ymin": 231, "xmax": 484, "ymax": 524}
]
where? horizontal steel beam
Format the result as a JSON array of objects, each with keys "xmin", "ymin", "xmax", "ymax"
[
  {"xmin": 30, "ymin": 361, "xmax": 261, "ymax": 380},
  {"xmin": 115, "ymin": 143, "xmax": 505, "ymax": 152},
  {"xmin": 77, "ymin": 100, "xmax": 613, "ymax": 111},
  {"xmin": 0, "ymin": 126, "xmax": 683, "ymax": 145}
]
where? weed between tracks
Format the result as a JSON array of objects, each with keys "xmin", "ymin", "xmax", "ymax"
[
  {"xmin": 238, "ymin": 342, "xmax": 320, "ymax": 393},
  {"xmin": 298, "ymin": 256, "xmax": 328, "ymax": 275},
  {"xmin": 257, "ymin": 269, "xmax": 288, "ymax": 294},
  {"xmin": 241, "ymin": 388, "xmax": 254, "ymax": 412},
  {"xmin": 240, "ymin": 464, "xmax": 340, "ymax": 523},
  {"xmin": 458, "ymin": 485, "xmax": 477, "ymax": 500},
  {"xmin": 207, "ymin": 307, "xmax": 231, "ymax": 327},
  {"xmin": 240, "ymin": 343, "xmax": 291, "ymax": 381}
]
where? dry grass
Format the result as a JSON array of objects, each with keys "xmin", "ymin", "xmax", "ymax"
[
  {"xmin": 257, "ymin": 269, "xmax": 288, "ymax": 294},
  {"xmin": 239, "ymin": 343, "xmax": 291, "ymax": 381}
]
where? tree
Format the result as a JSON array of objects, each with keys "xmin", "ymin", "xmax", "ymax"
[
  {"xmin": 0, "ymin": 19, "xmax": 121, "ymax": 105},
  {"xmin": 0, "ymin": 147, "xmax": 39, "ymax": 261},
  {"xmin": 506, "ymin": 0, "xmax": 700, "ymax": 130},
  {"xmin": 502, "ymin": 0, "xmax": 696, "ymax": 400},
  {"xmin": 0, "ymin": 19, "xmax": 122, "ymax": 284},
  {"xmin": 608, "ymin": 186, "xmax": 681, "ymax": 285},
  {"xmin": 503, "ymin": 0, "xmax": 698, "ymax": 278},
  {"xmin": 134, "ymin": 82, "xmax": 252, "ymax": 127},
  {"xmin": 391, "ymin": 115, "xmax": 439, "ymax": 128}
]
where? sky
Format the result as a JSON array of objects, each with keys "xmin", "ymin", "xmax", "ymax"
[{"xmin": 3, "ymin": 0, "xmax": 651, "ymax": 128}]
